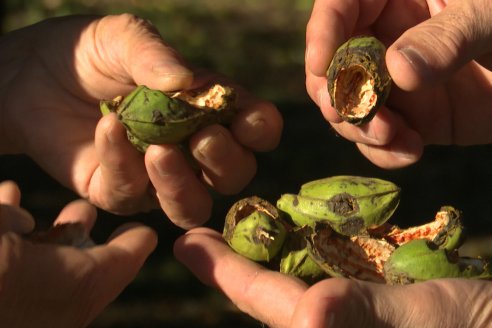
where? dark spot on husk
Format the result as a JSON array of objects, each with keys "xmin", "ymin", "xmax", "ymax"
[
  {"xmin": 327, "ymin": 193, "xmax": 359, "ymax": 216},
  {"xmin": 152, "ymin": 110, "xmax": 166, "ymax": 124}
]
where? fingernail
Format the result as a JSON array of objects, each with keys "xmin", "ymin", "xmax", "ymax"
[
  {"xmin": 151, "ymin": 146, "xmax": 182, "ymax": 177},
  {"xmin": 325, "ymin": 313, "xmax": 336, "ymax": 328},
  {"xmin": 242, "ymin": 117, "xmax": 267, "ymax": 145},
  {"xmin": 195, "ymin": 130, "xmax": 230, "ymax": 162},
  {"xmin": 305, "ymin": 44, "xmax": 313, "ymax": 73},
  {"xmin": 359, "ymin": 126, "xmax": 379, "ymax": 143},
  {"xmin": 105, "ymin": 123, "xmax": 117, "ymax": 145},
  {"xmin": 152, "ymin": 60, "xmax": 193, "ymax": 77},
  {"xmin": 104, "ymin": 113, "xmax": 124, "ymax": 146},
  {"xmin": 1, "ymin": 205, "xmax": 35, "ymax": 234},
  {"xmin": 398, "ymin": 47, "xmax": 431, "ymax": 81},
  {"xmin": 391, "ymin": 133, "xmax": 423, "ymax": 161},
  {"xmin": 317, "ymin": 88, "xmax": 328, "ymax": 108}
]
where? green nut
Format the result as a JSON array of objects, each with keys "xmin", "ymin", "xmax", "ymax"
[
  {"xmin": 383, "ymin": 239, "xmax": 492, "ymax": 285},
  {"xmin": 430, "ymin": 206, "xmax": 463, "ymax": 251},
  {"xmin": 327, "ymin": 36, "xmax": 391, "ymax": 125},
  {"xmin": 223, "ymin": 196, "xmax": 287, "ymax": 262},
  {"xmin": 279, "ymin": 226, "xmax": 326, "ymax": 283},
  {"xmin": 100, "ymin": 84, "xmax": 236, "ymax": 152},
  {"xmin": 276, "ymin": 176, "xmax": 400, "ymax": 236}
]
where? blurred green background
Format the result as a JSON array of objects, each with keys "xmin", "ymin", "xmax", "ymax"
[{"xmin": 1, "ymin": 1, "xmax": 492, "ymax": 327}]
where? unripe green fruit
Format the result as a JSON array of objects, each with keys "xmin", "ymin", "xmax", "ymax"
[
  {"xmin": 279, "ymin": 226, "xmax": 326, "ymax": 283},
  {"xmin": 100, "ymin": 84, "xmax": 236, "ymax": 152},
  {"xmin": 384, "ymin": 239, "xmax": 492, "ymax": 284},
  {"xmin": 223, "ymin": 197, "xmax": 287, "ymax": 262},
  {"xmin": 276, "ymin": 176, "xmax": 400, "ymax": 236}
]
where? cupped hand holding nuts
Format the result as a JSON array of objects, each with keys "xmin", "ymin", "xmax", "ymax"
[
  {"xmin": 222, "ymin": 176, "xmax": 491, "ymax": 285},
  {"xmin": 176, "ymin": 229, "xmax": 492, "ymax": 328},
  {"xmin": 175, "ymin": 177, "xmax": 492, "ymax": 328}
]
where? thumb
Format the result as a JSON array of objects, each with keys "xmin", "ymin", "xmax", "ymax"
[
  {"xmin": 95, "ymin": 14, "xmax": 194, "ymax": 92},
  {"xmin": 386, "ymin": 0, "xmax": 492, "ymax": 91},
  {"xmin": 289, "ymin": 278, "xmax": 485, "ymax": 328}
]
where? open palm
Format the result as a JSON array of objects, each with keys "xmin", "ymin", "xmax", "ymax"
[{"xmin": 174, "ymin": 227, "xmax": 492, "ymax": 328}]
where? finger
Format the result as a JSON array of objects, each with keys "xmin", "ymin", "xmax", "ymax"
[
  {"xmin": 356, "ymin": 125, "xmax": 423, "ymax": 168},
  {"xmin": 291, "ymin": 278, "xmax": 489, "ymax": 328},
  {"xmin": 174, "ymin": 228, "xmax": 307, "ymax": 328},
  {"xmin": 0, "ymin": 205, "xmax": 35, "ymax": 234},
  {"xmin": 0, "ymin": 181, "xmax": 32, "ymax": 234},
  {"xmin": 306, "ymin": 0, "xmax": 389, "ymax": 77},
  {"xmin": 190, "ymin": 125, "xmax": 256, "ymax": 195},
  {"xmin": 305, "ymin": 0, "xmax": 389, "ymax": 122},
  {"xmin": 0, "ymin": 180, "xmax": 21, "ymax": 206},
  {"xmin": 386, "ymin": 0, "xmax": 492, "ymax": 91},
  {"xmin": 330, "ymin": 106, "xmax": 398, "ymax": 146},
  {"xmin": 306, "ymin": 0, "xmax": 356, "ymax": 78},
  {"xmin": 145, "ymin": 144, "xmax": 212, "ymax": 229},
  {"xmin": 231, "ymin": 98, "xmax": 283, "ymax": 152},
  {"xmin": 305, "ymin": 0, "xmax": 355, "ymax": 119},
  {"xmin": 92, "ymin": 113, "xmax": 155, "ymax": 214},
  {"xmin": 305, "ymin": 72, "xmax": 342, "ymax": 123},
  {"xmin": 87, "ymin": 223, "xmax": 157, "ymax": 303},
  {"xmin": 53, "ymin": 199, "xmax": 98, "ymax": 231},
  {"xmin": 93, "ymin": 14, "xmax": 194, "ymax": 92}
]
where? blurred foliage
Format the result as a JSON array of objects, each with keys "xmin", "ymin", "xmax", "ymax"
[
  {"xmin": 2, "ymin": 0, "xmax": 313, "ymax": 103},
  {"xmin": 2, "ymin": 1, "xmax": 492, "ymax": 327}
]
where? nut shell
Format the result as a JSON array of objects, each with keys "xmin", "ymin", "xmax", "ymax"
[
  {"xmin": 223, "ymin": 196, "xmax": 287, "ymax": 262},
  {"xmin": 100, "ymin": 84, "xmax": 236, "ymax": 151},
  {"xmin": 327, "ymin": 36, "xmax": 391, "ymax": 125}
]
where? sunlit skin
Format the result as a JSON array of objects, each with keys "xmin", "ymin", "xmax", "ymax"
[
  {"xmin": 0, "ymin": 14, "xmax": 283, "ymax": 230},
  {"xmin": 176, "ymin": 0, "xmax": 492, "ymax": 327},
  {"xmin": 0, "ymin": 13, "xmax": 283, "ymax": 327},
  {"xmin": 305, "ymin": 0, "xmax": 492, "ymax": 169}
]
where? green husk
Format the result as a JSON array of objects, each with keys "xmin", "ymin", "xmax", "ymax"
[
  {"xmin": 223, "ymin": 197, "xmax": 287, "ymax": 262},
  {"xmin": 327, "ymin": 36, "xmax": 391, "ymax": 125},
  {"xmin": 279, "ymin": 226, "xmax": 326, "ymax": 283},
  {"xmin": 221, "ymin": 176, "xmax": 491, "ymax": 285},
  {"xmin": 384, "ymin": 239, "xmax": 492, "ymax": 285},
  {"xmin": 276, "ymin": 176, "xmax": 400, "ymax": 236},
  {"xmin": 100, "ymin": 84, "xmax": 236, "ymax": 152}
]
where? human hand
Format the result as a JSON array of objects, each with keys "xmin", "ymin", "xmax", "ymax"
[
  {"xmin": 174, "ymin": 227, "xmax": 492, "ymax": 328},
  {"xmin": 0, "ymin": 180, "xmax": 157, "ymax": 328},
  {"xmin": 0, "ymin": 14, "xmax": 283, "ymax": 229},
  {"xmin": 305, "ymin": 0, "xmax": 492, "ymax": 168}
]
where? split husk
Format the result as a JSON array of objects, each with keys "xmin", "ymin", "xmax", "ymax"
[
  {"xmin": 100, "ymin": 84, "xmax": 236, "ymax": 152},
  {"xmin": 223, "ymin": 176, "xmax": 492, "ymax": 285},
  {"xmin": 326, "ymin": 36, "xmax": 391, "ymax": 125}
]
